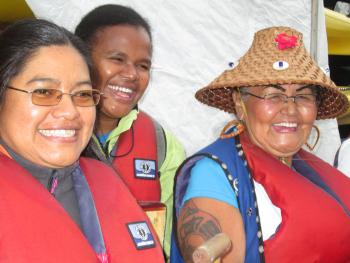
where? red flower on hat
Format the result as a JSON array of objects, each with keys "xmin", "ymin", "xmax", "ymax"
[{"xmin": 275, "ymin": 33, "xmax": 298, "ymax": 50}]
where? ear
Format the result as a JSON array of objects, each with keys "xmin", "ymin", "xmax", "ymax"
[{"xmin": 232, "ymin": 91, "xmax": 244, "ymax": 120}]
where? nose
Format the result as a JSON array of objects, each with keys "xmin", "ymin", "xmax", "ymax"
[
  {"xmin": 51, "ymin": 94, "xmax": 80, "ymax": 120},
  {"xmin": 282, "ymin": 97, "xmax": 298, "ymax": 115},
  {"xmin": 288, "ymin": 96, "xmax": 297, "ymax": 103},
  {"xmin": 120, "ymin": 63, "xmax": 138, "ymax": 81}
]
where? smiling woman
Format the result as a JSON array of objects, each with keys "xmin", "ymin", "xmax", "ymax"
[
  {"xmin": 75, "ymin": 5, "xmax": 185, "ymax": 259},
  {"xmin": 0, "ymin": 19, "xmax": 164, "ymax": 262},
  {"xmin": 1, "ymin": 44, "xmax": 96, "ymax": 168},
  {"xmin": 172, "ymin": 26, "xmax": 350, "ymax": 263}
]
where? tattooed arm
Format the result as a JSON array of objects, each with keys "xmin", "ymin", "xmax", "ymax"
[{"xmin": 177, "ymin": 198, "xmax": 245, "ymax": 263}]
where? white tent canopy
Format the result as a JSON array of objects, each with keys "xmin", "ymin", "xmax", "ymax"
[{"xmin": 26, "ymin": 0, "xmax": 341, "ymax": 164}]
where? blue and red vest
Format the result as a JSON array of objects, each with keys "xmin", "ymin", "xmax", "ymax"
[
  {"xmin": 0, "ymin": 154, "xmax": 165, "ymax": 262},
  {"xmin": 172, "ymin": 134, "xmax": 350, "ymax": 262},
  {"xmin": 112, "ymin": 111, "xmax": 161, "ymax": 203}
]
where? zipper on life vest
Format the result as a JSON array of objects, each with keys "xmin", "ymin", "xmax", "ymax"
[{"xmin": 48, "ymin": 171, "xmax": 58, "ymax": 196}]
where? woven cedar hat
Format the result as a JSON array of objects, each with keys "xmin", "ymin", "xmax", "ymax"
[{"xmin": 195, "ymin": 26, "xmax": 349, "ymax": 119}]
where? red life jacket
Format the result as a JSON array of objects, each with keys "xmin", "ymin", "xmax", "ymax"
[
  {"xmin": 113, "ymin": 111, "xmax": 161, "ymax": 202},
  {"xmin": 0, "ymin": 154, "xmax": 165, "ymax": 262},
  {"xmin": 241, "ymin": 134, "xmax": 350, "ymax": 263}
]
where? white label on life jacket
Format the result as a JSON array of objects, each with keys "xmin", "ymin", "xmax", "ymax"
[
  {"xmin": 134, "ymin": 159, "xmax": 157, "ymax": 179},
  {"xmin": 127, "ymin": 221, "xmax": 155, "ymax": 250}
]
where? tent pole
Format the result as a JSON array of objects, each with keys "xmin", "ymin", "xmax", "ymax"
[{"xmin": 310, "ymin": 0, "xmax": 319, "ymax": 60}]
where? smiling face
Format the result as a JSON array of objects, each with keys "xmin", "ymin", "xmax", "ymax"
[
  {"xmin": 91, "ymin": 25, "xmax": 152, "ymax": 133},
  {"xmin": 234, "ymin": 84, "xmax": 318, "ymax": 158},
  {"xmin": 0, "ymin": 45, "xmax": 95, "ymax": 168}
]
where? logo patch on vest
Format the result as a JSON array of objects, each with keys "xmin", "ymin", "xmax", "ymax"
[
  {"xmin": 127, "ymin": 221, "xmax": 155, "ymax": 249},
  {"xmin": 134, "ymin": 159, "xmax": 156, "ymax": 179}
]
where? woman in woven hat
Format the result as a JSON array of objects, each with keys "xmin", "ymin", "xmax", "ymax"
[
  {"xmin": 0, "ymin": 19, "xmax": 164, "ymax": 262},
  {"xmin": 171, "ymin": 26, "xmax": 350, "ymax": 263}
]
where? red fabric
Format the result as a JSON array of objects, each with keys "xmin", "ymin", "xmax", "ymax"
[
  {"xmin": 0, "ymin": 155, "xmax": 164, "ymax": 262},
  {"xmin": 113, "ymin": 111, "xmax": 161, "ymax": 202},
  {"xmin": 80, "ymin": 158, "xmax": 164, "ymax": 261},
  {"xmin": 240, "ymin": 134, "xmax": 350, "ymax": 263},
  {"xmin": 298, "ymin": 149, "xmax": 350, "ymax": 209}
]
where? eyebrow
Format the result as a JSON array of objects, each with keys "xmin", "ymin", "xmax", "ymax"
[
  {"xmin": 139, "ymin": 58, "xmax": 152, "ymax": 66},
  {"xmin": 263, "ymin": 84, "xmax": 314, "ymax": 92},
  {"xmin": 26, "ymin": 77, "xmax": 59, "ymax": 85},
  {"xmin": 262, "ymin": 85, "xmax": 285, "ymax": 92},
  {"xmin": 296, "ymin": 84, "xmax": 315, "ymax": 92},
  {"xmin": 109, "ymin": 51, "xmax": 152, "ymax": 66},
  {"xmin": 26, "ymin": 77, "xmax": 92, "ymax": 88},
  {"xmin": 108, "ymin": 51, "xmax": 126, "ymax": 58},
  {"xmin": 76, "ymin": 80, "xmax": 92, "ymax": 87}
]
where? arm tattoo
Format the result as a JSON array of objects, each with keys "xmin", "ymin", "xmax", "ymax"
[{"xmin": 178, "ymin": 199, "xmax": 221, "ymax": 262}]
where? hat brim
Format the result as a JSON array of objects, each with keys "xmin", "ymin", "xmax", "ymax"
[
  {"xmin": 195, "ymin": 76, "xmax": 349, "ymax": 120},
  {"xmin": 195, "ymin": 27, "xmax": 349, "ymax": 119}
]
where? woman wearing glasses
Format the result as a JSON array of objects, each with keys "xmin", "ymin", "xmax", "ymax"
[
  {"xmin": 0, "ymin": 19, "xmax": 164, "ymax": 262},
  {"xmin": 172, "ymin": 27, "xmax": 350, "ymax": 263}
]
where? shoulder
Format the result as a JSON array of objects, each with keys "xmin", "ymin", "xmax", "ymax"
[
  {"xmin": 79, "ymin": 157, "xmax": 137, "ymax": 198},
  {"xmin": 182, "ymin": 156, "xmax": 237, "ymax": 208},
  {"xmin": 189, "ymin": 156, "xmax": 232, "ymax": 187},
  {"xmin": 139, "ymin": 110, "xmax": 186, "ymax": 164},
  {"xmin": 193, "ymin": 156, "xmax": 225, "ymax": 172},
  {"xmin": 0, "ymin": 154, "xmax": 26, "ymax": 172},
  {"xmin": 79, "ymin": 157, "xmax": 120, "ymax": 183},
  {"xmin": 336, "ymin": 138, "xmax": 350, "ymax": 177},
  {"xmin": 339, "ymin": 138, "xmax": 350, "ymax": 156},
  {"xmin": 0, "ymin": 155, "xmax": 30, "ymax": 184},
  {"xmin": 163, "ymin": 129, "xmax": 184, "ymax": 151},
  {"xmin": 79, "ymin": 156, "xmax": 111, "ymax": 169}
]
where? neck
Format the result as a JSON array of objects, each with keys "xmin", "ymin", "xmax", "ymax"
[
  {"xmin": 96, "ymin": 113, "xmax": 120, "ymax": 135},
  {"xmin": 241, "ymin": 131, "xmax": 294, "ymax": 167},
  {"xmin": 278, "ymin": 156, "xmax": 292, "ymax": 167}
]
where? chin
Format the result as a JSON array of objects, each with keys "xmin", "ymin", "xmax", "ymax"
[
  {"xmin": 101, "ymin": 107, "xmax": 131, "ymax": 119},
  {"xmin": 51, "ymin": 161, "xmax": 77, "ymax": 168},
  {"xmin": 262, "ymin": 142, "xmax": 301, "ymax": 158},
  {"xmin": 43, "ymin": 155, "xmax": 79, "ymax": 168},
  {"xmin": 274, "ymin": 147, "xmax": 301, "ymax": 158}
]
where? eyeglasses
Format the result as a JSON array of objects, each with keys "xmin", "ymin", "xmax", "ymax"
[
  {"xmin": 241, "ymin": 91, "xmax": 318, "ymax": 107},
  {"xmin": 7, "ymin": 86, "xmax": 102, "ymax": 107}
]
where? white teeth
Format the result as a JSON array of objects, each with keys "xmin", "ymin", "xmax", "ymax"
[
  {"xmin": 108, "ymin": 85, "xmax": 133, "ymax": 94},
  {"xmin": 39, "ymin": 129, "xmax": 76, "ymax": 137},
  {"xmin": 273, "ymin": 122, "xmax": 297, "ymax": 128}
]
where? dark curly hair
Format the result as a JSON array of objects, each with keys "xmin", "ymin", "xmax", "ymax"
[{"xmin": 75, "ymin": 4, "xmax": 152, "ymax": 49}]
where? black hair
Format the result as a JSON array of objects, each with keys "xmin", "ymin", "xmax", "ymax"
[
  {"xmin": 75, "ymin": 4, "xmax": 152, "ymax": 48},
  {"xmin": 0, "ymin": 19, "xmax": 92, "ymax": 102}
]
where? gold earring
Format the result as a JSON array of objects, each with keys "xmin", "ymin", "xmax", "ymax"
[
  {"xmin": 305, "ymin": 125, "xmax": 320, "ymax": 151},
  {"xmin": 220, "ymin": 120, "xmax": 245, "ymax": 139}
]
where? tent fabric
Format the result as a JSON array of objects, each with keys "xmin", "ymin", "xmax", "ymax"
[{"xmin": 26, "ymin": 0, "xmax": 341, "ymax": 164}]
